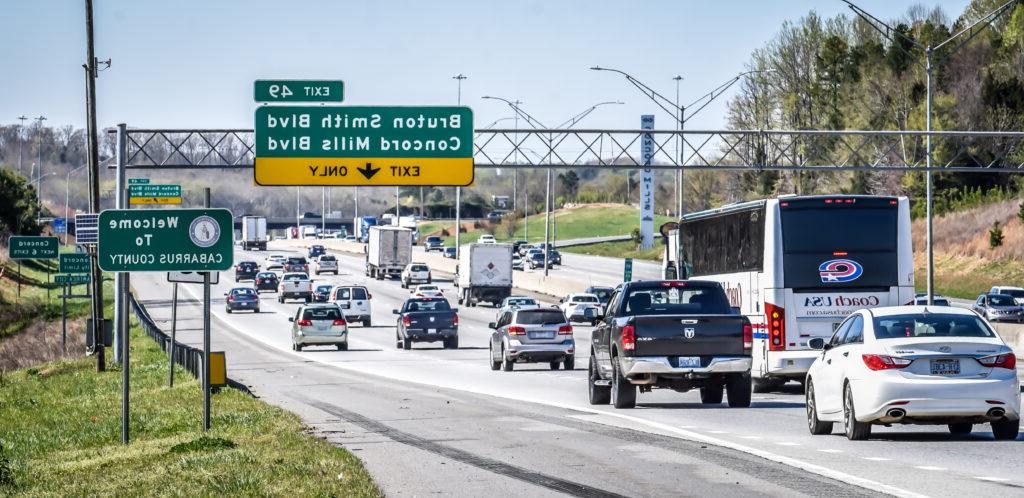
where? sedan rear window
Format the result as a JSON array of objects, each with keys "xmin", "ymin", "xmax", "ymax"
[
  {"xmin": 873, "ymin": 314, "xmax": 995, "ymax": 338},
  {"xmin": 302, "ymin": 307, "xmax": 342, "ymax": 320},
  {"xmin": 573, "ymin": 296, "xmax": 599, "ymax": 303},
  {"xmin": 287, "ymin": 257, "xmax": 307, "ymax": 264},
  {"xmin": 319, "ymin": 255, "xmax": 336, "ymax": 262},
  {"xmin": 231, "ymin": 288, "xmax": 256, "ymax": 296},
  {"xmin": 257, "ymin": 272, "xmax": 276, "ymax": 278},
  {"xmin": 516, "ymin": 310, "xmax": 567, "ymax": 325}
]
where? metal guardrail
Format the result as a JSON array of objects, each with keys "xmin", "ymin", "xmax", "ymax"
[{"xmin": 128, "ymin": 292, "xmax": 204, "ymax": 380}]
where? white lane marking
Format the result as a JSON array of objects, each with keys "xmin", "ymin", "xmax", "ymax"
[
  {"xmin": 817, "ymin": 449, "xmax": 843, "ymax": 454},
  {"xmin": 169, "ymin": 269, "xmax": 928, "ymax": 498},
  {"xmin": 976, "ymin": 477, "xmax": 1009, "ymax": 482},
  {"xmin": 915, "ymin": 466, "xmax": 946, "ymax": 471},
  {"xmin": 677, "ymin": 425, "xmax": 697, "ymax": 429},
  {"xmin": 775, "ymin": 442, "xmax": 800, "ymax": 446},
  {"xmin": 862, "ymin": 457, "xmax": 891, "ymax": 461},
  {"xmin": 708, "ymin": 430, "xmax": 730, "ymax": 434},
  {"xmin": 740, "ymin": 435, "xmax": 763, "ymax": 440}
]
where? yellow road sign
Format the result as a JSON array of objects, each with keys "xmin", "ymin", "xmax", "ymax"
[
  {"xmin": 254, "ymin": 157, "xmax": 474, "ymax": 186},
  {"xmin": 129, "ymin": 196, "xmax": 182, "ymax": 205}
]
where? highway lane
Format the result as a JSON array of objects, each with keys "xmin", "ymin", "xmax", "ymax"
[{"xmin": 132, "ymin": 246, "xmax": 1024, "ymax": 496}]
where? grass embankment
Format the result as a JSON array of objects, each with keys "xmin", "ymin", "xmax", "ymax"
[
  {"xmin": 561, "ymin": 239, "xmax": 665, "ymax": 262},
  {"xmin": 419, "ymin": 204, "xmax": 673, "ymax": 246},
  {"xmin": 0, "ymin": 319, "xmax": 380, "ymax": 496}
]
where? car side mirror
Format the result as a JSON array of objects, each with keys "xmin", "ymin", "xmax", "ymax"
[
  {"xmin": 808, "ymin": 337, "xmax": 825, "ymax": 350},
  {"xmin": 223, "ymin": 292, "xmax": 228, "ymax": 296},
  {"xmin": 288, "ymin": 317, "xmax": 294, "ymax": 322},
  {"xmin": 392, "ymin": 309, "xmax": 399, "ymax": 314},
  {"xmin": 488, "ymin": 322, "xmax": 497, "ymax": 329},
  {"xmin": 558, "ymin": 298, "xmax": 564, "ymax": 303}
]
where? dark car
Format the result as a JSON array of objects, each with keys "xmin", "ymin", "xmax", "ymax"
[
  {"xmin": 585, "ymin": 286, "xmax": 615, "ymax": 305},
  {"xmin": 547, "ymin": 249, "xmax": 562, "ymax": 266},
  {"xmin": 312, "ymin": 284, "xmax": 333, "ymax": 303},
  {"xmin": 486, "ymin": 211, "xmax": 502, "ymax": 222},
  {"xmin": 589, "ymin": 280, "xmax": 752, "ymax": 409},
  {"xmin": 254, "ymin": 272, "xmax": 279, "ymax": 293},
  {"xmin": 225, "ymin": 287, "xmax": 260, "ymax": 313},
  {"xmin": 309, "ymin": 245, "xmax": 325, "ymax": 258},
  {"xmin": 234, "ymin": 261, "xmax": 259, "ymax": 282},
  {"xmin": 393, "ymin": 297, "xmax": 459, "ymax": 350},
  {"xmin": 442, "ymin": 247, "xmax": 457, "ymax": 259},
  {"xmin": 527, "ymin": 252, "xmax": 549, "ymax": 269},
  {"xmin": 511, "ymin": 240, "xmax": 529, "ymax": 254},
  {"xmin": 284, "ymin": 256, "xmax": 309, "ymax": 273},
  {"xmin": 424, "ymin": 236, "xmax": 444, "ymax": 252},
  {"xmin": 971, "ymin": 293, "xmax": 1024, "ymax": 322}
]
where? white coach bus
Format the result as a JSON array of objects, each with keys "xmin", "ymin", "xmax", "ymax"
[{"xmin": 664, "ymin": 195, "xmax": 914, "ymax": 392}]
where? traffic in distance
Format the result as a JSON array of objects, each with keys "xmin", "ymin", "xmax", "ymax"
[{"xmin": 228, "ymin": 195, "xmax": 1020, "ymax": 441}]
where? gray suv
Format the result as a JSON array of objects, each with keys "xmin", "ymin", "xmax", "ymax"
[{"xmin": 489, "ymin": 307, "xmax": 574, "ymax": 371}]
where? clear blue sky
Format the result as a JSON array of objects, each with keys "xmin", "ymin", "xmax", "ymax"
[{"xmin": 1, "ymin": 0, "xmax": 971, "ymax": 132}]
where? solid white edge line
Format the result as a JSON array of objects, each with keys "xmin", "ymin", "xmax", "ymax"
[{"xmin": 174, "ymin": 276, "xmax": 928, "ymax": 498}]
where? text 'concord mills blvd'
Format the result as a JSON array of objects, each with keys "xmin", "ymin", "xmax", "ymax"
[{"xmin": 264, "ymin": 112, "xmax": 465, "ymax": 153}]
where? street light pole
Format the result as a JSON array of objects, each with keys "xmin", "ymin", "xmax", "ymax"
[
  {"xmin": 35, "ymin": 115, "xmax": 47, "ymax": 210},
  {"xmin": 842, "ymin": 0, "xmax": 1020, "ymax": 305},
  {"xmin": 453, "ymin": 74, "xmax": 467, "ymax": 258},
  {"xmin": 17, "ymin": 115, "xmax": 27, "ymax": 176}
]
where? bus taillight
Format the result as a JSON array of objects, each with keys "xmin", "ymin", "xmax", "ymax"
[{"xmin": 766, "ymin": 302, "xmax": 785, "ymax": 351}]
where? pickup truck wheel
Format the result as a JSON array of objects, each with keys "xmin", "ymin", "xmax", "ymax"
[
  {"xmin": 337, "ymin": 342, "xmax": 348, "ymax": 351},
  {"xmin": 611, "ymin": 356, "xmax": 636, "ymax": 409},
  {"xmin": 445, "ymin": 336, "xmax": 459, "ymax": 349},
  {"xmin": 805, "ymin": 380, "xmax": 833, "ymax": 435},
  {"xmin": 549, "ymin": 361, "xmax": 560, "ymax": 371},
  {"xmin": 564, "ymin": 355, "xmax": 575, "ymax": 371},
  {"xmin": 363, "ymin": 319, "xmax": 371, "ymax": 327},
  {"xmin": 395, "ymin": 333, "xmax": 402, "ymax": 349},
  {"xmin": 501, "ymin": 346, "xmax": 514, "ymax": 371},
  {"xmin": 304, "ymin": 296, "xmax": 311, "ymax": 303},
  {"xmin": 402, "ymin": 336, "xmax": 412, "ymax": 350},
  {"xmin": 700, "ymin": 383, "xmax": 724, "ymax": 404},
  {"xmin": 588, "ymin": 354, "xmax": 610, "ymax": 405},
  {"xmin": 726, "ymin": 373, "xmax": 752, "ymax": 408}
]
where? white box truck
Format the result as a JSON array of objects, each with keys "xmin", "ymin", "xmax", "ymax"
[
  {"xmin": 365, "ymin": 226, "xmax": 413, "ymax": 280},
  {"xmin": 241, "ymin": 216, "xmax": 267, "ymax": 251},
  {"xmin": 456, "ymin": 243, "xmax": 513, "ymax": 307}
]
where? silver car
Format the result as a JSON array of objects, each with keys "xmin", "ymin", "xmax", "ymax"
[
  {"xmin": 972, "ymin": 293, "xmax": 1024, "ymax": 322},
  {"xmin": 289, "ymin": 303, "xmax": 349, "ymax": 351},
  {"xmin": 488, "ymin": 307, "xmax": 574, "ymax": 372}
]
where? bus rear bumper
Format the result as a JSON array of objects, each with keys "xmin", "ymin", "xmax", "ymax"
[{"xmin": 762, "ymin": 351, "xmax": 819, "ymax": 379}]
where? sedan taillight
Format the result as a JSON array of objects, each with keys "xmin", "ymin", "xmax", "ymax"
[
  {"xmin": 332, "ymin": 319, "xmax": 347, "ymax": 326},
  {"xmin": 977, "ymin": 353, "xmax": 1016, "ymax": 369},
  {"xmin": 862, "ymin": 354, "xmax": 912, "ymax": 371}
]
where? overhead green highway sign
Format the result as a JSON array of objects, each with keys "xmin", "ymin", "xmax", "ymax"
[
  {"xmin": 8, "ymin": 236, "xmax": 58, "ymax": 259},
  {"xmin": 254, "ymin": 106, "xmax": 474, "ymax": 187},
  {"xmin": 98, "ymin": 209, "xmax": 234, "ymax": 272},
  {"xmin": 254, "ymin": 80, "xmax": 344, "ymax": 103},
  {"xmin": 59, "ymin": 253, "xmax": 92, "ymax": 274}
]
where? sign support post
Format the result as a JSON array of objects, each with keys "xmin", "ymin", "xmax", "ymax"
[
  {"xmin": 202, "ymin": 187, "xmax": 211, "ymax": 431},
  {"xmin": 61, "ymin": 283, "xmax": 67, "ymax": 349},
  {"xmin": 169, "ymin": 282, "xmax": 177, "ymax": 388},
  {"xmin": 116, "ymin": 122, "xmax": 129, "ymax": 445}
]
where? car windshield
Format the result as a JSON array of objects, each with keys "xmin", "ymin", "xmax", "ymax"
[
  {"xmin": 530, "ymin": 254, "xmax": 544, "ymax": 260},
  {"xmin": 287, "ymin": 257, "xmax": 307, "ymax": 264},
  {"xmin": 302, "ymin": 307, "xmax": 342, "ymax": 320},
  {"xmin": 410, "ymin": 265, "xmax": 429, "ymax": 272},
  {"xmin": 572, "ymin": 296, "xmax": 598, "ymax": 303},
  {"xmin": 516, "ymin": 310, "xmax": 567, "ymax": 325},
  {"xmin": 404, "ymin": 299, "xmax": 451, "ymax": 312},
  {"xmin": 231, "ymin": 288, "xmax": 256, "ymax": 296},
  {"xmin": 915, "ymin": 298, "xmax": 950, "ymax": 306},
  {"xmin": 988, "ymin": 295, "xmax": 1017, "ymax": 306},
  {"xmin": 873, "ymin": 313, "xmax": 995, "ymax": 338},
  {"xmin": 623, "ymin": 285, "xmax": 731, "ymax": 315}
]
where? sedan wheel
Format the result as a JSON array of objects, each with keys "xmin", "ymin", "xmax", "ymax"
[
  {"xmin": 806, "ymin": 380, "xmax": 834, "ymax": 435},
  {"xmin": 991, "ymin": 418, "xmax": 1020, "ymax": 441},
  {"xmin": 843, "ymin": 384, "xmax": 871, "ymax": 440}
]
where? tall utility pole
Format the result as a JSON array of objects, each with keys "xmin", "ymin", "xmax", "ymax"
[
  {"xmin": 673, "ymin": 75, "xmax": 683, "ymax": 216},
  {"xmin": 83, "ymin": 0, "xmax": 105, "ymax": 371},
  {"xmin": 17, "ymin": 115, "xmax": 27, "ymax": 176},
  {"xmin": 35, "ymin": 115, "xmax": 47, "ymax": 209},
  {"xmin": 843, "ymin": 0, "xmax": 1020, "ymax": 305},
  {"xmin": 453, "ymin": 73, "xmax": 467, "ymax": 258}
]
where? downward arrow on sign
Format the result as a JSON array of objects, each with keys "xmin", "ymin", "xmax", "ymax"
[{"xmin": 358, "ymin": 162, "xmax": 380, "ymax": 180}]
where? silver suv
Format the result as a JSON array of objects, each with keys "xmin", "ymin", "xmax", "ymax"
[
  {"xmin": 488, "ymin": 307, "xmax": 574, "ymax": 372},
  {"xmin": 289, "ymin": 303, "xmax": 349, "ymax": 351}
]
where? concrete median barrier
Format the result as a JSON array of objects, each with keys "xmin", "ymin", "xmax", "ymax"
[{"xmin": 992, "ymin": 323, "xmax": 1024, "ymax": 360}]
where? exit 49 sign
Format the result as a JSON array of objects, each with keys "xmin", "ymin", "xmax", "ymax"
[{"xmin": 254, "ymin": 80, "xmax": 344, "ymax": 103}]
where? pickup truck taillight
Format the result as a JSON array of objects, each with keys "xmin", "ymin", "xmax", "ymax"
[
  {"xmin": 743, "ymin": 323, "xmax": 752, "ymax": 352},
  {"xmin": 402, "ymin": 316, "xmax": 411, "ymax": 327},
  {"xmin": 557, "ymin": 325, "xmax": 573, "ymax": 335},
  {"xmin": 621, "ymin": 325, "xmax": 635, "ymax": 351},
  {"xmin": 508, "ymin": 326, "xmax": 526, "ymax": 335},
  {"xmin": 296, "ymin": 319, "xmax": 312, "ymax": 326},
  {"xmin": 453, "ymin": 314, "xmax": 459, "ymax": 327},
  {"xmin": 765, "ymin": 302, "xmax": 785, "ymax": 351}
]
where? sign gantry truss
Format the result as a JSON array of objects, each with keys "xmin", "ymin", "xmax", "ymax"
[{"xmin": 113, "ymin": 128, "xmax": 1024, "ymax": 172}]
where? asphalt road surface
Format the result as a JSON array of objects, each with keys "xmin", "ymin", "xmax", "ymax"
[{"xmin": 131, "ymin": 246, "xmax": 1024, "ymax": 497}]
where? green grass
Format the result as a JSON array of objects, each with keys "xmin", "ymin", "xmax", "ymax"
[
  {"xmin": 0, "ymin": 318, "xmax": 380, "ymax": 496},
  {"xmin": 560, "ymin": 239, "xmax": 666, "ymax": 262},
  {"xmin": 915, "ymin": 255, "xmax": 1024, "ymax": 300},
  {"xmin": 0, "ymin": 254, "xmax": 105, "ymax": 340},
  {"xmin": 419, "ymin": 204, "xmax": 674, "ymax": 246}
]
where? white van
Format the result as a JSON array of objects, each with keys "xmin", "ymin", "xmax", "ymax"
[{"xmin": 330, "ymin": 285, "xmax": 372, "ymax": 327}]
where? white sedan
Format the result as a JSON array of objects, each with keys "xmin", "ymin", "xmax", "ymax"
[
  {"xmin": 559, "ymin": 293, "xmax": 603, "ymax": 324},
  {"xmin": 411, "ymin": 284, "xmax": 444, "ymax": 299},
  {"xmin": 805, "ymin": 306, "xmax": 1020, "ymax": 440}
]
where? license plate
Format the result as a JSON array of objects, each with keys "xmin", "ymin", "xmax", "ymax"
[
  {"xmin": 428, "ymin": 328, "xmax": 437, "ymax": 334},
  {"xmin": 530, "ymin": 332, "xmax": 555, "ymax": 339},
  {"xmin": 930, "ymin": 359, "xmax": 960, "ymax": 375},
  {"xmin": 677, "ymin": 356, "xmax": 701, "ymax": 368}
]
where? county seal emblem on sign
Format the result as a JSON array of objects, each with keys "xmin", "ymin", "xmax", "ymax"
[{"xmin": 189, "ymin": 215, "xmax": 221, "ymax": 248}]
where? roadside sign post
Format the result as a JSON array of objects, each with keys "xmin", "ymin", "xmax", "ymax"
[
  {"xmin": 169, "ymin": 282, "xmax": 177, "ymax": 388},
  {"xmin": 624, "ymin": 258, "xmax": 634, "ymax": 282},
  {"xmin": 8, "ymin": 236, "xmax": 59, "ymax": 301},
  {"xmin": 202, "ymin": 187, "xmax": 212, "ymax": 432}
]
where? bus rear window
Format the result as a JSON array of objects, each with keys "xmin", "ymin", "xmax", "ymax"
[{"xmin": 781, "ymin": 206, "xmax": 897, "ymax": 254}]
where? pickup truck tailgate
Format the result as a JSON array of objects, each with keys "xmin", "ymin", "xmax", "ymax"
[
  {"xmin": 632, "ymin": 315, "xmax": 746, "ymax": 357},
  {"xmin": 406, "ymin": 312, "xmax": 456, "ymax": 330}
]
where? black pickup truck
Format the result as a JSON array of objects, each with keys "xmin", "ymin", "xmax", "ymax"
[
  {"xmin": 589, "ymin": 280, "xmax": 752, "ymax": 409},
  {"xmin": 393, "ymin": 297, "xmax": 459, "ymax": 350}
]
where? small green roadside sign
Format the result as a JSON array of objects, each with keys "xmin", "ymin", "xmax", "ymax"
[
  {"xmin": 254, "ymin": 80, "xmax": 344, "ymax": 103},
  {"xmin": 8, "ymin": 236, "xmax": 58, "ymax": 259},
  {"xmin": 56, "ymin": 274, "xmax": 91, "ymax": 285},
  {"xmin": 59, "ymin": 253, "xmax": 92, "ymax": 274},
  {"xmin": 624, "ymin": 258, "xmax": 633, "ymax": 282},
  {"xmin": 98, "ymin": 209, "xmax": 234, "ymax": 272}
]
